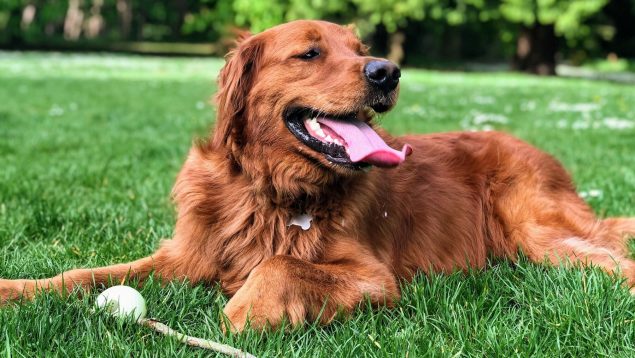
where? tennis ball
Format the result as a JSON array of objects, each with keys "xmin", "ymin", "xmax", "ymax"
[{"xmin": 96, "ymin": 285, "xmax": 147, "ymax": 321}]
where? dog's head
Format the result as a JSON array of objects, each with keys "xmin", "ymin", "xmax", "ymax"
[{"xmin": 213, "ymin": 20, "xmax": 411, "ymax": 180}]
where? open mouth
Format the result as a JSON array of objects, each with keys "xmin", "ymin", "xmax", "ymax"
[{"xmin": 284, "ymin": 108, "xmax": 412, "ymax": 169}]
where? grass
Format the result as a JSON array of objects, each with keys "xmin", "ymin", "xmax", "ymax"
[
  {"xmin": 582, "ymin": 58, "xmax": 635, "ymax": 74},
  {"xmin": 1, "ymin": 51, "xmax": 635, "ymax": 357}
]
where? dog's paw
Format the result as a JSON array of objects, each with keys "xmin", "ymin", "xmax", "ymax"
[
  {"xmin": 222, "ymin": 295, "xmax": 284, "ymax": 332},
  {"xmin": 221, "ymin": 268, "xmax": 305, "ymax": 332}
]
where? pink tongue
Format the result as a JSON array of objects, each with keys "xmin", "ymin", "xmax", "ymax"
[{"xmin": 318, "ymin": 118, "xmax": 412, "ymax": 168}]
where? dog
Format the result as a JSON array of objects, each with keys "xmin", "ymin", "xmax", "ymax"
[{"xmin": 2, "ymin": 20, "xmax": 635, "ymax": 332}]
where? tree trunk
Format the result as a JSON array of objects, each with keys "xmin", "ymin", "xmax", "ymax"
[
  {"xmin": 387, "ymin": 31, "xmax": 405, "ymax": 65},
  {"xmin": 20, "ymin": 4, "xmax": 36, "ymax": 30},
  {"xmin": 116, "ymin": 0, "xmax": 132, "ymax": 39},
  {"xmin": 85, "ymin": 0, "xmax": 104, "ymax": 39},
  {"xmin": 64, "ymin": 0, "xmax": 84, "ymax": 40},
  {"xmin": 512, "ymin": 23, "xmax": 558, "ymax": 76}
]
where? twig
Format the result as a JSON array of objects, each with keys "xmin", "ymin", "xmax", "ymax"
[{"xmin": 138, "ymin": 318, "xmax": 256, "ymax": 358}]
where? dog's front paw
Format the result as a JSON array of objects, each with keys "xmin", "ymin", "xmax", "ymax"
[
  {"xmin": 222, "ymin": 292, "xmax": 286, "ymax": 332},
  {"xmin": 222, "ymin": 267, "xmax": 305, "ymax": 332}
]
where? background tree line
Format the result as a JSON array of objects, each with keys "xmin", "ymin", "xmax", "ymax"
[{"xmin": 1, "ymin": 0, "xmax": 634, "ymax": 74}]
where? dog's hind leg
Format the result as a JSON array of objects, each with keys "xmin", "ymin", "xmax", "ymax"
[
  {"xmin": 493, "ymin": 155, "xmax": 635, "ymax": 291},
  {"xmin": 600, "ymin": 217, "xmax": 635, "ymax": 255},
  {"xmin": 514, "ymin": 219, "xmax": 635, "ymax": 293}
]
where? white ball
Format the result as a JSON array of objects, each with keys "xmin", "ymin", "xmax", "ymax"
[{"xmin": 96, "ymin": 285, "xmax": 147, "ymax": 321}]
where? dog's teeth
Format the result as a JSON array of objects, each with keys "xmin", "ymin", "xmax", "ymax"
[
  {"xmin": 315, "ymin": 128, "xmax": 326, "ymax": 137},
  {"xmin": 309, "ymin": 121, "xmax": 320, "ymax": 130},
  {"xmin": 325, "ymin": 135, "xmax": 333, "ymax": 142},
  {"xmin": 333, "ymin": 139, "xmax": 342, "ymax": 145}
]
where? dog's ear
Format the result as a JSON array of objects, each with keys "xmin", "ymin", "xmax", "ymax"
[
  {"xmin": 233, "ymin": 28, "xmax": 252, "ymax": 44},
  {"xmin": 212, "ymin": 35, "xmax": 263, "ymax": 149}
]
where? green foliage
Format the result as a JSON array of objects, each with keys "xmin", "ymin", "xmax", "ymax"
[
  {"xmin": 499, "ymin": 0, "xmax": 609, "ymax": 39},
  {"xmin": 349, "ymin": 0, "xmax": 426, "ymax": 32},
  {"xmin": 231, "ymin": 0, "xmax": 349, "ymax": 32},
  {"xmin": 226, "ymin": 0, "xmax": 616, "ymax": 63},
  {"xmin": 181, "ymin": 0, "xmax": 234, "ymax": 41},
  {"xmin": 0, "ymin": 1, "xmax": 633, "ymax": 65},
  {"xmin": 228, "ymin": 0, "xmax": 609, "ymax": 40}
]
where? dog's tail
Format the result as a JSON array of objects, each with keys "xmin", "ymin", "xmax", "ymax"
[{"xmin": 0, "ymin": 253, "xmax": 167, "ymax": 303}]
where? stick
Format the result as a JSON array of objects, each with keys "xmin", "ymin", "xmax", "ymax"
[{"xmin": 138, "ymin": 318, "xmax": 256, "ymax": 358}]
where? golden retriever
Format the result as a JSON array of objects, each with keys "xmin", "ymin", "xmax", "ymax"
[{"xmin": 2, "ymin": 20, "xmax": 635, "ymax": 332}]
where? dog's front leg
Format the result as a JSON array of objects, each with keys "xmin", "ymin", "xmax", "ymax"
[
  {"xmin": 222, "ymin": 249, "xmax": 399, "ymax": 332},
  {"xmin": 0, "ymin": 240, "xmax": 195, "ymax": 303}
]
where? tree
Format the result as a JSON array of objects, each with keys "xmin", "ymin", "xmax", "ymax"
[
  {"xmin": 231, "ymin": 0, "xmax": 350, "ymax": 32},
  {"xmin": 229, "ymin": 0, "xmax": 429, "ymax": 62},
  {"xmin": 602, "ymin": 0, "xmax": 635, "ymax": 58},
  {"xmin": 497, "ymin": 0, "xmax": 609, "ymax": 74},
  {"xmin": 370, "ymin": 0, "xmax": 610, "ymax": 74},
  {"xmin": 0, "ymin": 0, "xmax": 619, "ymax": 74}
]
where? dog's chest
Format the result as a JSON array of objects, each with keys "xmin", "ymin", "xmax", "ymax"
[{"xmin": 257, "ymin": 205, "xmax": 351, "ymax": 258}]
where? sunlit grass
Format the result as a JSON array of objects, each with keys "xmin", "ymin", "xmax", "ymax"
[
  {"xmin": 582, "ymin": 58, "xmax": 635, "ymax": 73},
  {"xmin": 1, "ymin": 52, "xmax": 634, "ymax": 356}
]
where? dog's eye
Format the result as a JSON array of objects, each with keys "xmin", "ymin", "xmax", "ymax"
[{"xmin": 297, "ymin": 48, "xmax": 320, "ymax": 60}]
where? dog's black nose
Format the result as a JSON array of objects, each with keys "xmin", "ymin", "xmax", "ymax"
[{"xmin": 364, "ymin": 60, "xmax": 401, "ymax": 92}]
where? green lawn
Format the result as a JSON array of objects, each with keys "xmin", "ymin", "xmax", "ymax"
[
  {"xmin": 582, "ymin": 58, "xmax": 635, "ymax": 74},
  {"xmin": 1, "ymin": 52, "xmax": 635, "ymax": 357}
]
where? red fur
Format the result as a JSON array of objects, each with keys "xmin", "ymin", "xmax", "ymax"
[{"xmin": 2, "ymin": 20, "xmax": 635, "ymax": 332}]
